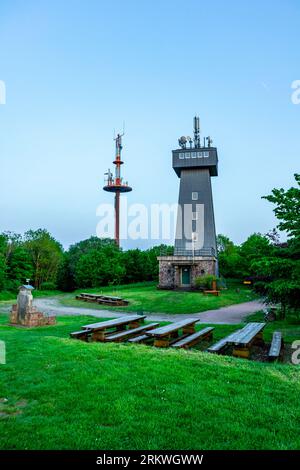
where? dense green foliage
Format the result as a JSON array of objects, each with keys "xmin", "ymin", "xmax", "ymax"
[
  {"xmin": 59, "ymin": 239, "xmax": 170, "ymax": 291},
  {"xmin": 194, "ymin": 274, "xmax": 218, "ymax": 290},
  {"xmin": 0, "ymin": 232, "xmax": 171, "ymax": 293},
  {"xmin": 217, "ymin": 232, "xmax": 275, "ymax": 278},
  {"xmin": 253, "ymin": 174, "xmax": 300, "ymax": 318},
  {"xmin": 0, "ymin": 230, "xmax": 63, "ymax": 292},
  {"xmin": 216, "ymin": 175, "xmax": 300, "ymax": 319},
  {"xmin": 0, "ymin": 313, "xmax": 299, "ymax": 450}
]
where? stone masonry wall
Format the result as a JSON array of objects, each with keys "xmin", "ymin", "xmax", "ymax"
[
  {"xmin": 158, "ymin": 256, "xmax": 217, "ymax": 289},
  {"xmin": 158, "ymin": 261, "xmax": 175, "ymax": 289}
]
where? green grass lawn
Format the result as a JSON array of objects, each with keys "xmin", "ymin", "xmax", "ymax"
[
  {"xmin": 0, "ymin": 313, "xmax": 300, "ymax": 450},
  {"xmin": 58, "ymin": 281, "xmax": 258, "ymax": 314}
]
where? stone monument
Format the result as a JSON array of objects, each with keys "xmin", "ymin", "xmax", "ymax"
[{"xmin": 10, "ymin": 285, "xmax": 56, "ymax": 327}]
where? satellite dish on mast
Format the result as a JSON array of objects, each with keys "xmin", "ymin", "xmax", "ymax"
[{"xmin": 178, "ymin": 136, "xmax": 187, "ymax": 149}]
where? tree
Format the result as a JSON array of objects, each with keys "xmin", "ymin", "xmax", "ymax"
[
  {"xmin": 216, "ymin": 234, "xmax": 244, "ymax": 278},
  {"xmin": 217, "ymin": 234, "xmax": 235, "ymax": 254},
  {"xmin": 56, "ymin": 253, "xmax": 75, "ymax": 292},
  {"xmin": 122, "ymin": 249, "xmax": 147, "ymax": 283},
  {"xmin": 0, "ymin": 254, "xmax": 6, "ymax": 290},
  {"xmin": 262, "ymin": 174, "xmax": 300, "ymax": 239},
  {"xmin": 240, "ymin": 233, "xmax": 273, "ymax": 265},
  {"xmin": 71, "ymin": 237, "xmax": 124, "ymax": 288},
  {"xmin": 0, "ymin": 232, "xmax": 33, "ymax": 291},
  {"xmin": 7, "ymin": 245, "xmax": 33, "ymax": 289},
  {"xmin": 252, "ymin": 257, "xmax": 300, "ymax": 319},
  {"xmin": 24, "ymin": 229, "xmax": 64, "ymax": 289},
  {"xmin": 253, "ymin": 175, "xmax": 300, "ymax": 318}
]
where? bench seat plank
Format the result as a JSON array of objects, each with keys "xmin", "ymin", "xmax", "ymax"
[
  {"xmin": 105, "ymin": 323, "xmax": 159, "ymax": 342},
  {"xmin": 207, "ymin": 330, "xmax": 241, "ymax": 353},
  {"xmin": 80, "ymin": 293, "xmax": 123, "ymax": 301},
  {"xmin": 82, "ymin": 315, "xmax": 146, "ymax": 331},
  {"xmin": 230, "ymin": 323, "xmax": 265, "ymax": 346},
  {"xmin": 172, "ymin": 327, "xmax": 214, "ymax": 349},
  {"xmin": 145, "ymin": 318, "xmax": 198, "ymax": 338},
  {"xmin": 268, "ymin": 331, "xmax": 283, "ymax": 360},
  {"xmin": 70, "ymin": 329, "xmax": 91, "ymax": 341},
  {"xmin": 127, "ymin": 334, "xmax": 150, "ymax": 344}
]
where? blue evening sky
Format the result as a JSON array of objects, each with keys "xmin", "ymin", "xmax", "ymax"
[{"xmin": 0, "ymin": 0, "xmax": 299, "ymax": 249}]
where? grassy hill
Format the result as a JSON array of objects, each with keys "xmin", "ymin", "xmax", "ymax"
[
  {"xmin": 0, "ymin": 314, "xmax": 299, "ymax": 450},
  {"xmin": 58, "ymin": 281, "xmax": 258, "ymax": 314}
]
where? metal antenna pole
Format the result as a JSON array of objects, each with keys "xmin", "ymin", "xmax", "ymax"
[
  {"xmin": 115, "ymin": 190, "xmax": 120, "ymax": 247},
  {"xmin": 103, "ymin": 131, "xmax": 132, "ymax": 248}
]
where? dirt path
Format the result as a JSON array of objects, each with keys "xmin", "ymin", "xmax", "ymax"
[{"xmin": 32, "ymin": 297, "xmax": 265, "ymax": 324}]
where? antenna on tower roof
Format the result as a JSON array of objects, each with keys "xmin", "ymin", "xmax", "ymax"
[{"xmin": 193, "ymin": 116, "xmax": 201, "ymax": 148}]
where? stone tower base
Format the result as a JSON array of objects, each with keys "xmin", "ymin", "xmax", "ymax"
[{"xmin": 157, "ymin": 256, "xmax": 217, "ymax": 290}]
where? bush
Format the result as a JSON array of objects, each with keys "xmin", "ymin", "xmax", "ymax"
[
  {"xmin": 40, "ymin": 281, "xmax": 57, "ymax": 291},
  {"xmin": 194, "ymin": 274, "xmax": 218, "ymax": 290}
]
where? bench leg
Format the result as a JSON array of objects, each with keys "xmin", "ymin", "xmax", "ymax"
[
  {"xmin": 233, "ymin": 347, "xmax": 250, "ymax": 359},
  {"xmin": 91, "ymin": 330, "xmax": 106, "ymax": 342},
  {"xmin": 129, "ymin": 321, "xmax": 143, "ymax": 329},
  {"xmin": 80, "ymin": 334, "xmax": 89, "ymax": 342},
  {"xmin": 154, "ymin": 338, "xmax": 170, "ymax": 348},
  {"xmin": 116, "ymin": 324, "xmax": 127, "ymax": 331},
  {"xmin": 205, "ymin": 332, "xmax": 213, "ymax": 341},
  {"xmin": 253, "ymin": 332, "xmax": 265, "ymax": 346},
  {"xmin": 183, "ymin": 326, "xmax": 196, "ymax": 335}
]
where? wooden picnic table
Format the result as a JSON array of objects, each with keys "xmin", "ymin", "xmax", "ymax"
[
  {"xmin": 81, "ymin": 293, "xmax": 123, "ymax": 301},
  {"xmin": 228, "ymin": 322, "xmax": 265, "ymax": 358},
  {"xmin": 76, "ymin": 293, "xmax": 129, "ymax": 306},
  {"xmin": 228, "ymin": 323, "xmax": 265, "ymax": 346},
  {"xmin": 82, "ymin": 315, "xmax": 146, "ymax": 341},
  {"xmin": 145, "ymin": 318, "xmax": 198, "ymax": 348},
  {"xmin": 207, "ymin": 322, "xmax": 266, "ymax": 358}
]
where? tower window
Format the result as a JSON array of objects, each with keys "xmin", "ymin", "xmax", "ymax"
[{"xmin": 192, "ymin": 192, "xmax": 198, "ymax": 200}]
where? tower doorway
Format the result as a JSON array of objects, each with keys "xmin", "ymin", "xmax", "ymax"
[{"xmin": 181, "ymin": 267, "xmax": 191, "ymax": 286}]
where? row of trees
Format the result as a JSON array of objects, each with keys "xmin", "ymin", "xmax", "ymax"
[
  {"xmin": 1, "ymin": 227, "xmax": 277, "ymax": 292},
  {"xmin": 58, "ymin": 238, "xmax": 170, "ymax": 291},
  {"xmin": 0, "ymin": 230, "xmax": 171, "ymax": 292}
]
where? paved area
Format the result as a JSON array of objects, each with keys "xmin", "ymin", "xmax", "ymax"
[{"xmin": 27, "ymin": 297, "xmax": 265, "ymax": 325}]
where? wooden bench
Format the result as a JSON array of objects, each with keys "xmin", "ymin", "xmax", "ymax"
[
  {"xmin": 207, "ymin": 330, "xmax": 241, "ymax": 354},
  {"xmin": 145, "ymin": 318, "xmax": 198, "ymax": 348},
  {"xmin": 268, "ymin": 331, "xmax": 283, "ymax": 361},
  {"xmin": 105, "ymin": 323, "xmax": 159, "ymax": 343},
  {"xmin": 127, "ymin": 334, "xmax": 151, "ymax": 344},
  {"xmin": 70, "ymin": 329, "xmax": 91, "ymax": 341},
  {"xmin": 203, "ymin": 290, "xmax": 220, "ymax": 296},
  {"xmin": 171, "ymin": 327, "xmax": 214, "ymax": 349},
  {"xmin": 207, "ymin": 323, "xmax": 266, "ymax": 358},
  {"xmin": 203, "ymin": 280, "xmax": 220, "ymax": 296},
  {"xmin": 82, "ymin": 315, "xmax": 146, "ymax": 341}
]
